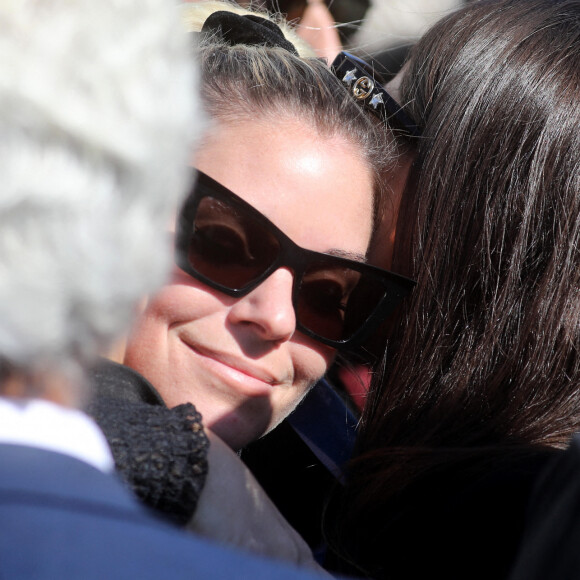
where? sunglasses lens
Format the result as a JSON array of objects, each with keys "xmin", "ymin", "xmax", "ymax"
[
  {"xmin": 297, "ymin": 262, "xmax": 388, "ymax": 343},
  {"xmin": 178, "ymin": 173, "xmax": 415, "ymax": 347},
  {"xmin": 187, "ymin": 196, "xmax": 280, "ymax": 290}
]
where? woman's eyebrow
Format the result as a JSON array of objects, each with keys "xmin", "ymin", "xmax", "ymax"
[{"xmin": 326, "ymin": 248, "xmax": 368, "ymax": 263}]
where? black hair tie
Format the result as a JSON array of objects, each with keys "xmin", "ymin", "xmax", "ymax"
[{"xmin": 201, "ymin": 11, "xmax": 299, "ymax": 56}]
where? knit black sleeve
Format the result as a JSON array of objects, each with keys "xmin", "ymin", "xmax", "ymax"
[{"xmin": 88, "ymin": 397, "xmax": 209, "ymax": 526}]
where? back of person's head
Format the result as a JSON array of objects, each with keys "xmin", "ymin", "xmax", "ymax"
[
  {"xmin": 183, "ymin": 0, "xmax": 395, "ymax": 231},
  {"xmin": 0, "ymin": 0, "xmax": 202, "ymax": 400},
  {"xmin": 353, "ymin": 0, "xmax": 580, "ymax": 495}
]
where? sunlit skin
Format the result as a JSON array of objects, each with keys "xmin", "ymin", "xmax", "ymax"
[
  {"xmin": 123, "ymin": 118, "xmax": 375, "ymax": 450},
  {"xmin": 367, "ymin": 69, "xmax": 415, "ymax": 271},
  {"xmin": 368, "ymin": 152, "xmax": 413, "ymax": 270}
]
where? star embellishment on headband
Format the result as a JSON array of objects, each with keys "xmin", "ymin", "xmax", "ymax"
[
  {"xmin": 332, "ymin": 51, "xmax": 422, "ymax": 137},
  {"xmin": 369, "ymin": 92, "xmax": 384, "ymax": 110},
  {"xmin": 342, "ymin": 69, "xmax": 358, "ymax": 86}
]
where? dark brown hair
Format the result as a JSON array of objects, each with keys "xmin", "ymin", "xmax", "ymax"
[{"xmin": 331, "ymin": 0, "xmax": 580, "ymax": 572}]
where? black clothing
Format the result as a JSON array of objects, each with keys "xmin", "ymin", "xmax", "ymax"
[
  {"xmin": 88, "ymin": 359, "xmax": 355, "ymax": 551},
  {"xmin": 89, "ymin": 359, "xmax": 165, "ymax": 405},
  {"xmin": 241, "ymin": 378, "xmax": 356, "ymax": 558},
  {"xmin": 326, "ymin": 450, "xmax": 557, "ymax": 579},
  {"xmin": 509, "ymin": 434, "xmax": 580, "ymax": 580},
  {"xmin": 87, "ymin": 359, "xmax": 209, "ymax": 525}
]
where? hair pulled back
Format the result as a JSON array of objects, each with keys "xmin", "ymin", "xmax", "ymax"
[{"xmin": 184, "ymin": 1, "xmax": 396, "ymax": 232}]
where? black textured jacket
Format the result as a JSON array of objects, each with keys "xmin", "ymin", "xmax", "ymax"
[{"xmin": 87, "ymin": 358, "xmax": 209, "ymax": 525}]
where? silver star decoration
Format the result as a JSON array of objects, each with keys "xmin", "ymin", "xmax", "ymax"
[
  {"xmin": 342, "ymin": 69, "xmax": 357, "ymax": 86},
  {"xmin": 369, "ymin": 92, "xmax": 384, "ymax": 109}
]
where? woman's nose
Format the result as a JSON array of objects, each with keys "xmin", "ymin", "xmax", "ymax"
[{"xmin": 227, "ymin": 268, "xmax": 296, "ymax": 343}]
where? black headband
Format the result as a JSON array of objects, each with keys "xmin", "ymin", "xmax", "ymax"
[
  {"xmin": 201, "ymin": 11, "xmax": 299, "ymax": 56},
  {"xmin": 332, "ymin": 51, "xmax": 422, "ymax": 137}
]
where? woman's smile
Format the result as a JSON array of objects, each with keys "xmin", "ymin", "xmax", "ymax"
[{"xmin": 178, "ymin": 333, "xmax": 292, "ymax": 394}]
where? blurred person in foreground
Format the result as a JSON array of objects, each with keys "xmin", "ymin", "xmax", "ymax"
[{"xmin": 0, "ymin": 0, "xmax": 328, "ymax": 577}]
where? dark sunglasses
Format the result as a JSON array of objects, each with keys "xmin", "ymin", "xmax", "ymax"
[
  {"xmin": 331, "ymin": 51, "xmax": 423, "ymax": 138},
  {"xmin": 175, "ymin": 171, "xmax": 416, "ymax": 349}
]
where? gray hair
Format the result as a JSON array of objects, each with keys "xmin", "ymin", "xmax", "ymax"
[{"xmin": 0, "ymin": 0, "xmax": 203, "ymax": 386}]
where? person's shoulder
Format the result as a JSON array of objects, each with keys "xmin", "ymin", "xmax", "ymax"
[
  {"xmin": 88, "ymin": 357, "xmax": 164, "ymax": 405},
  {"xmin": 508, "ymin": 438, "xmax": 580, "ymax": 580},
  {"xmin": 523, "ymin": 440, "xmax": 580, "ymax": 519},
  {"xmin": 0, "ymin": 442, "xmax": 325, "ymax": 580},
  {"xmin": 564, "ymin": 433, "xmax": 580, "ymax": 472}
]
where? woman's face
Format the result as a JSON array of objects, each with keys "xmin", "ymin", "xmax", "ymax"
[{"xmin": 123, "ymin": 118, "xmax": 374, "ymax": 450}]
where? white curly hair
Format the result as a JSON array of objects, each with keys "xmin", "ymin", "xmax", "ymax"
[{"xmin": 0, "ymin": 0, "xmax": 203, "ymax": 390}]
